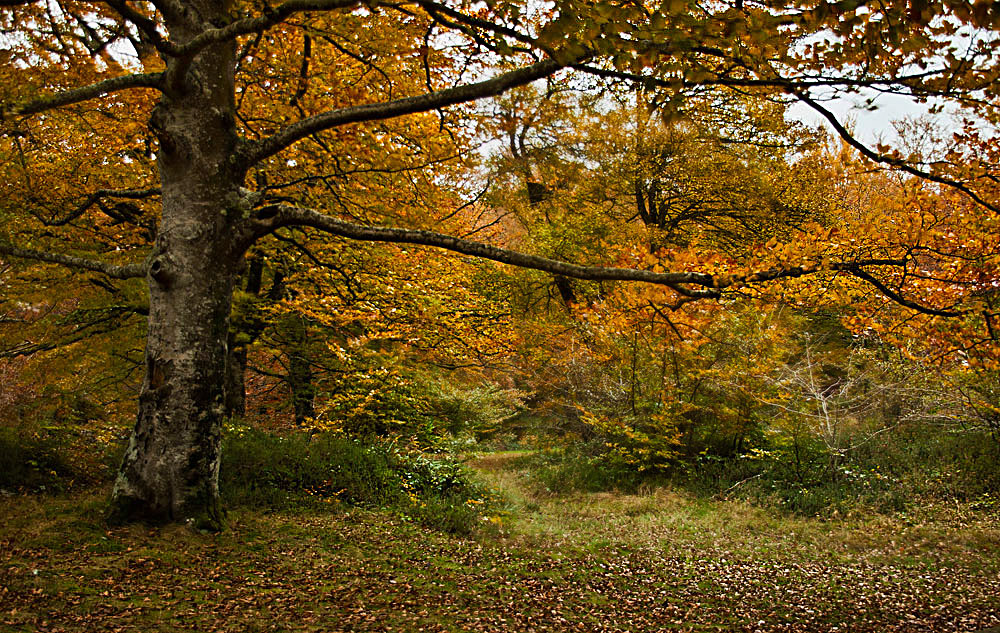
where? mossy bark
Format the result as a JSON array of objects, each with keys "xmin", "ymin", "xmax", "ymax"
[{"xmin": 108, "ymin": 0, "xmax": 246, "ymax": 530}]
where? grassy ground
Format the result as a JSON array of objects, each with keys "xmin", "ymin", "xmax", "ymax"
[{"xmin": 2, "ymin": 452, "xmax": 999, "ymax": 633}]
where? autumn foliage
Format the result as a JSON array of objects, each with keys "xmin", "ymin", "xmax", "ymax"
[{"xmin": 0, "ymin": 0, "xmax": 998, "ymax": 531}]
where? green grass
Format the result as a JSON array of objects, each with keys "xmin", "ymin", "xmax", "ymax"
[
  {"xmin": 0, "ymin": 427, "xmax": 78, "ymax": 492},
  {"xmin": 517, "ymin": 428, "xmax": 1000, "ymax": 521},
  {"xmin": 1, "ymin": 453, "xmax": 998, "ymax": 632},
  {"xmin": 471, "ymin": 452, "xmax": 1000, "ymax": 568}
]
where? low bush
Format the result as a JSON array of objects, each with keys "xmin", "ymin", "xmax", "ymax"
[
  {"xmin": 516, "ymin": 425, "xmax": 999, "ymax": 518},
  {"xmin": 405, "ymin": 490, "xmax": 497, "ymax": 535},
  {"xmin": 220, "ymin": 427, "xmax": 499, "ymax": 533},
  {"xmin": 521, "ymin": 445, "xmax": 653, "ymax": 494},
  {"xmin": 675, "ymin": 426, "xmax": 1000, "ymax": 517},
  {"xmin": 221, "ymin": 429, "xmax": 400, "ymax": 507},
  {"xmin": 0, "ymin": 427, "xmax": 78, "ymax": 492}
]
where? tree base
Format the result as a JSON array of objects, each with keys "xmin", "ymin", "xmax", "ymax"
[{"xmin": 107, "ymin": 490, "xmax": 228, "ymax": 533}]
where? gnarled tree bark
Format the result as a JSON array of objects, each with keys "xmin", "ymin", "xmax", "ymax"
[{"xmin": 107, "ymin": 1, "xmax": 245, "ymax": 529}]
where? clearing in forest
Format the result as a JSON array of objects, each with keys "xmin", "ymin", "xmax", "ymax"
[{"xmin": 1, "ymin": 452, "xmax": 999, "ymax": 633}]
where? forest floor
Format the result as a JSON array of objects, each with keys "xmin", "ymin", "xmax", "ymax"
[{"xmin": 2, "ymin": 451, "xmax": 999, "ymax": 633}]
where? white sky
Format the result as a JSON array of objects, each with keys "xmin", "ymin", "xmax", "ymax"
[{"xmin": 786, "ymin": 90, "xmax": 939, "ymax": 146}]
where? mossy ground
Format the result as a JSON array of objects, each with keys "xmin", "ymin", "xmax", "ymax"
[{"xmin": 1, "ymin": 453, "xmax": 998, "ymax": 633}]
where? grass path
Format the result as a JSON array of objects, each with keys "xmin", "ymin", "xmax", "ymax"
[{"xmin": 1, "ymin": 454, "xmax": 998, "ymax": 632}]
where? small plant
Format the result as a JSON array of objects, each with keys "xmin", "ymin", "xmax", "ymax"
[{"xmin": 523, "ymin": 445, "xmax": 651, "ymax": 494}]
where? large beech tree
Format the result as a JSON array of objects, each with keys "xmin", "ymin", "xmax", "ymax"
[{"xmin": 1, "ymin": 0, "xmax": 999, "ymax": 528}]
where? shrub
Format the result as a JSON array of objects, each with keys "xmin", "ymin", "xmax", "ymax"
[
  {"xmin": 405, "ymin": 491, "xmax": 497, "ymax": 536},
  {"xmin": 524, "ymin": 445, "xmax": 651, "ymax": 494},
  {"xmin": 221, "ymin": 428, "xmax": 400, "ymax": 507},
  {"xmin": 220, "ymin": 426, "xmax": 500, "ymax": 533},
  {"xmin": 675, "ymin": 425, "xmax": 999, "ymax": 517},
  {"xmin": 519, "ymin": 420, "xmax": 999, "ymax": 519},
  {"xmin": 0, "ymin": 427, "xmax": 75, "ymax": 492}
]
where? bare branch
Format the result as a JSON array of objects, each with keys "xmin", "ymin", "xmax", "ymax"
[
  {"xmin": 0, "ymin": 242, "xmax": 146, "ymax": 279},
  {"xmin": 44, "ymin": 187, "xmax": 161, "ymax": 226},
  {"xmin": 413, "ymin": 0, "xmax": 543, "ymax": 51},
  {"xmin": 571, "ymin": 62, "xmax": 947, "ymax": 94},
  {"xmin": 793, "ymin": 91, "xmax": 1000, "ymax": 213},
  {"xmin": 102, "ymin": 0, "xmax": 178, "ymax": 57},
  {"xmin": 0, "ymin": 305, "xmax": 147, "ymax": 359},
  {"xmin": 289, "ymin": 34, "xmax": 312, "ymax": 107},
  {"xmin": 240, "ymin": 57, "xmax": 567, "ymax": 166},
  {"xmin": 9, "ymin": 72, "xmax": 163, "ymax": 118},
  {"xmin": 253, "ymin": 203, "xmax": 715, "ymax": 288},
  {"xmin": 146, "ymin": 0, "xmax": 187, "ymax": 23},
  {"xmin": 842, "ymin": 266, "xmax": 962, "ymax": 317},
  {"xmin": 983, "ymin": 311, "xmax": 997, "ymax": 341}
]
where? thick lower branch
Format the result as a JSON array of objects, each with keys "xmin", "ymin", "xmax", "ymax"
[
  {"xmin": 255, "ymin": 204, "xmax": 967, "ymax": 318},
  {"xmin": 257, "ymin": 203, "xmax": 714, "ymax": 287},
  {"xmin": 0, "ymin": 242, "xmax": 146, "ymax": 279},
  {"xmin": 10, "ymin": 73, "xmax": 164, "ymax": 117}
]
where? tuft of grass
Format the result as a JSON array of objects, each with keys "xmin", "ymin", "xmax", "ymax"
[{"xmin": 518, "ymin": 447, "xmax": 656, "ymax": 495}]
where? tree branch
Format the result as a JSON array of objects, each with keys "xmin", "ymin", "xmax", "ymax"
[
  {"xmin": 250, "ymin": 204, "xmax": 968, "ymax": 319},
  {"xmin": 413, "ymin": 0, "xmax": 542, "ymax": 50},
  {"xmin": 172, "ymin": 0, "xmax": 360, "ymax": 59},
  {"xmin": 0, "ymin": 242, "xmax": 146, "ymax": 279},
  {"xmin": 8, "ymin": 72, "xmax": 164, "ymax": 117},
  {"xmin": 102, "ymin": 0, "xmax": 179, "ymax": 57},
  {"xmin": 577, "ymin": 58, "xmax": 1000, "ymax": 213},
  {"xmin": 792, "ymin": 91, "xmax": 1000, "ymax": 214},
  {"xmin": 0, "ymin": 305, "xmax": 147, "ymax": 359},
  {"xmin": 240, "ymin": 57, "xmax": 567, "ymax": 166},
  {"xmin": 841, "ymin": 265, "xmax": 962, "ymax": 317},
  {"xmin": 571, "ymin": 62, "xmax": 947, "ymax": 94},
  {"xmin": 44, "ymin": 187, "xmax": 161, "ymax": 226},
  {"xmin": 253, "ymin": 204, "xmax": 715, "ymax": 288}
]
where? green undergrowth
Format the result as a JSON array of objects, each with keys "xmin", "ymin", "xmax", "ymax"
[
  {"xmin": 0, "ymin": 423, "xmax": 503, "ymax": 536},
  {"xmin": 519, "ymin": 443, "xmax": 656, "ymax": 494},
  {"xmin": 0, "ymin": 427, "xmax": 80, "ymax": 493},
  {"xmin": 517, "ymin": 428, "xmax": 1000, "ymax": 519},
  {"xmin": 1, "ymin": 453, "xmax": 998, "ymax": 633},
  {"xmin": 469, "ymin": 452, "xmax": 1000, "ymax": 573},
  {"xmin": 219, "ymin": 427, "xmax": 501, "ymax": 534}
]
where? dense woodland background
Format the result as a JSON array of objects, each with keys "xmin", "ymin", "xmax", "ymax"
[
  {"xmin": 3, "ymin": 77, "xmax": 998, "ymax": 521},
  {"xmin": 1, "ymin": 0, "xmax": 1000, "ymax": 629}
]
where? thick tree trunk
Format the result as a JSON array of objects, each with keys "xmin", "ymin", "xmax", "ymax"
[
  {"xmin": 109, "ymin": 245, "xmax": 239, "ymax": 529},
  {"xmin": 108, "ymin": 4, "xmax": 244, "ymax": 529}
]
